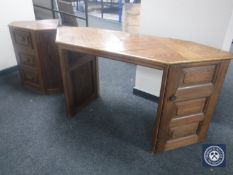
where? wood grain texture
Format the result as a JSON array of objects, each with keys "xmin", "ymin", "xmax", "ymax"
[
  {"xmin": 58, "ymin": 49, "xmax": 98, "ymax": 117},
  {"xmin": 9, "ymin": 19, "xmax": 62, "ymax": 94},
  {"xmin": 9, "ymin": 19, "xmax": 59, "ymax": 31},
  {"xmin": 154, "ymin": 60, "xmax": 230, "ymax": 152},
  {"xmin": 56, "ymin": 27, "xmax": 233, "ymax": 67},
  {"xmin": 56, "ymin": 27, "xmax": 232, "ymax": 153},
  {"xmin": 35, "ymin": 30, "xmax": 63, "ymax": 93}
]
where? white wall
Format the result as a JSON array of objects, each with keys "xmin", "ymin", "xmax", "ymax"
[
  {"xmin": 222, "ymin": 11, "xmax": 233, "ymax": 51},
  {"xmin": 33, "ymin": 0, "xmax": 54, "ymax": 19},
  {"xmin": 231, "ymin": 44, "xmax": 233, "ymax": 53},
  {"xmin": 0, "ymin": 0, "xmax": 35, "ymax": 71},
  {"xmin": 135, "ymin": 0, "xmax": 233, "ymax": 97}
]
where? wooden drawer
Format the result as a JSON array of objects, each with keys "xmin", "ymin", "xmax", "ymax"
[
  {"xmin": 21, "ymin": 68, "xmax": 41, "ymax": 87},
  {"xmin": 173, "ymin": 64, "xmax": 217, "ymax": 101},
  {"xmin": 169, "ymin": 123, "xmax": 199, "ymax": 140},
  {"xmin": 179, "ymin": 65, "xmax": 217, "ymax": 86},
  {"xmin": 19, "ymin": 52, "xmax": 37, "ymax": 68},
  {"xmin": 168, "ymin": 98, "xmax": 207, "ymax": 127},
  {"xmin": 175, "ymin": 98, "xmax": 206, "ymax": 117},
  {"xmin": 9, "ymin": 20, "xmax": 62, "ymax": 94},
  {"xmin": 12, "ymin": 29, "xmax": 33, "ymax": 49}
]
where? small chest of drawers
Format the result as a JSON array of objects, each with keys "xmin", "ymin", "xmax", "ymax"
[{"xmin": 9, "ymin": 19, "xmax": 62, "ymax": 94}]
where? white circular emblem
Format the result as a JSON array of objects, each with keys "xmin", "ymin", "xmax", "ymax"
[{"xmin": 204, "ymin": 146, "xmax": 225, "ymax": 166}]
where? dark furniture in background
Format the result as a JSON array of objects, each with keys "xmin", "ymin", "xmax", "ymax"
[
  {"xmin": 9, "ymin": 19, "xmax": 63, "ymax": 94},
  {"xmin": 58, "ymin": 0, "xmax": 79, "ymax": 26},
  {"xmin": 33, "ymin": 0, "xmax": 88, "ymax": 26}
]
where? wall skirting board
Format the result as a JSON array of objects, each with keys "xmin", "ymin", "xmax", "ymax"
[
  {"xmin": 133, "ymin": 87, "xmax": 159, "ymax": 103},
  {"xmin": 0, "ymin": 66, "xmax": 17, "ymax": 76}
]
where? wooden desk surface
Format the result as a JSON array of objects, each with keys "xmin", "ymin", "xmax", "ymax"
[
  {"xmin": 9, "ymin": 19, "xmax": 58, "ymax": 31},
  {"xmin": 56, "ymin": 27, "xmax": 233, "ymax": 67}
]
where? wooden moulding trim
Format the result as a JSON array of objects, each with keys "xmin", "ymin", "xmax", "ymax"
[
  {"xmin": 169, "ymin": 113, "xmax": 205, "ymax": 127},
  {"xmin": 152, "ymin": 65, "xmax": 170, "ymax": 152},
  {"xmin": 56, "ymin": 42, "xmax": 233, "ymax": 66},
  {"xmin": 56, "ymin": 44, "xmax": 167, "ymax": 70},
  {"xmin": 164, "ymin": 134, "xmax": 199, "ymax": 151}
]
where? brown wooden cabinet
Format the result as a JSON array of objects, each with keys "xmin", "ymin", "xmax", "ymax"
[
  {"xmin": 154, "ymin": 61, "xmax": 230, "ymax": 151},
  {"xmin": 9, "ymin": 19, "xmax": 62, "ymax": 94}
]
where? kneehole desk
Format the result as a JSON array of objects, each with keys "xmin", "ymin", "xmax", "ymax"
[{"xmin": 56, "ymin": 27, "xmax": 233, "ymax": 153}]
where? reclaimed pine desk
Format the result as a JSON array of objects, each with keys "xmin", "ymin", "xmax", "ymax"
[{"xmin": 56, "ymin": 27, "xmax": 233, "ymax": 153}]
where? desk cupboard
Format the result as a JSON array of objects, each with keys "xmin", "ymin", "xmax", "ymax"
[{"xmin": 56, "ymin": 27, "xmax": 233, "ymax": 152}]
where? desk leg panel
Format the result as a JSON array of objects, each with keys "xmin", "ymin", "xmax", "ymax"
[
  {"xmin": 59, "ymin": 49, "xmax": 98, "ymax": 117},
  {"xmin": 153, "ymin": 60, "xmax": 230, "ymax": 152}
]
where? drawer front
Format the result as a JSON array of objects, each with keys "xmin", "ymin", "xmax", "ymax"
[
  {"xmin": 12, "ymin": 30, "xmax": 33, "ymax": 49},
  {"xmin": 19, "ymin": 52, "xmax": 37, "ymax": 68},
  {"xmin": 21, "ymin": 69, "xmax": 41, "ymax": 87},
  {"xmin": 180, "ymin": 65, "xmax": 216, "ymax": 86},
  {"xmin": 169, "ymin": 123, "xmax": 199, "ymax": 139},
  {"xmin": 175, "ymin": 98, "xmax": 206, "ymax": 117},
  {"xmin": 155, "ymin": 61, "xmax": 230, "ymax": 152},
  {"xmin": 175, "ymin": 64, "xmax": 217, "ymax": 101}
]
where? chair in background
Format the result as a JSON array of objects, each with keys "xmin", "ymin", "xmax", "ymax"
[{"xmin": 57, "ymin": 0, "xmax": 78, "ymax": 26}]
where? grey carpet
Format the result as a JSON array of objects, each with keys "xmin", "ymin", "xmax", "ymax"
[
  {"xmin": 1, "ymin": 18, "xmax": 233, "ymax": 175},
  {"xmin": 0, "ymin": 58, "xmax": 233, "ymax": 175}
]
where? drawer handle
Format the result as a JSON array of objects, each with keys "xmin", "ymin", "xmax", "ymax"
[{"xmin": 169, "ymin": 95, "xmax": 177, "ymax": 101}]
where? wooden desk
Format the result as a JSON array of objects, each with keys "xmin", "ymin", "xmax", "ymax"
[{"xmin": 56, "ymin": 27, "xmax": 233, "ymax": 152}]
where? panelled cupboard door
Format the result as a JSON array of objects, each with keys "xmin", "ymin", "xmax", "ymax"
[
  {"xmin": 154, "ymin": 60, "xmax": 230, "ymax": 152},
  {"xmin": 59, "ymin": 50, "xmax": 98, "ymax": 116}
]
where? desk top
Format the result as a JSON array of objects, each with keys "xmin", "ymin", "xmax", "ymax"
[
  {"xmin": 9, "ymin": 19, "xmax": 58, "ymax": 31},
  {"xmin": 56, "ymin": 27, "xmax": 233, "ymax": 66}
]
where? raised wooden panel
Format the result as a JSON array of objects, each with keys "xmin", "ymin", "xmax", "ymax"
[
  {"xmin": 176, "ymin": 83, "xmax": 214, "ymax": 101},
  {"xmin": 21, "ymin": 68, "xmax": 40, "ymax": 87},
  {"xmin": 67, "ymin": 52, "xmax": 92, "ymax": 69},
  {"xmin": 36, "ymin": 31, "xmax": 62, "ymax": 93},
  {"xmin": 170, "ymin": 113, "xmax": 204, "ymax": 127},
  {"xmin": 59, "ymin": 50, "xmax": 98, "ymax": 116},
  {"xmin": 163, "ymin": 135, "xmax": 198, "ymax": 151},
  {"xmin": 13, "ymin": 30, "xmax": 33, "ymax": 49},
  {"xmin": 19, "ymin": 53, "xmax": 37, "ymax": 68},
  {"xmin": 181, "ymin": 65, "xmax": 216, "ymax": 86},
  {"xmin": 175, "ymin": 98, "xmax": 206, "ymax": 117},
  {"xmin": 169, "ymin": 123, "xmax": 199, "ymax": 139},
  {"xmin": 71, "ymin": 61, "xmax": 95, "ymax": 106}
]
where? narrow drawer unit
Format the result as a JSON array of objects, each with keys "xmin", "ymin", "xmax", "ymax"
[
  {"xmin": 9, "ymin": 19, "xmax": 62, "ymax": 94},
  {"xmin": 169, "ymin": 123, "xmax": 199, "ymax": 139},
  {"xmin": 156, "ymin": 61, "xmax": 229, "ymax": 151}
]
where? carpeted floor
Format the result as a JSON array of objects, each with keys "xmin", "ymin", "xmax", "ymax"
[{"xmin": 0, "ymin": 18, "xmax": 233, "ymax": 175}]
